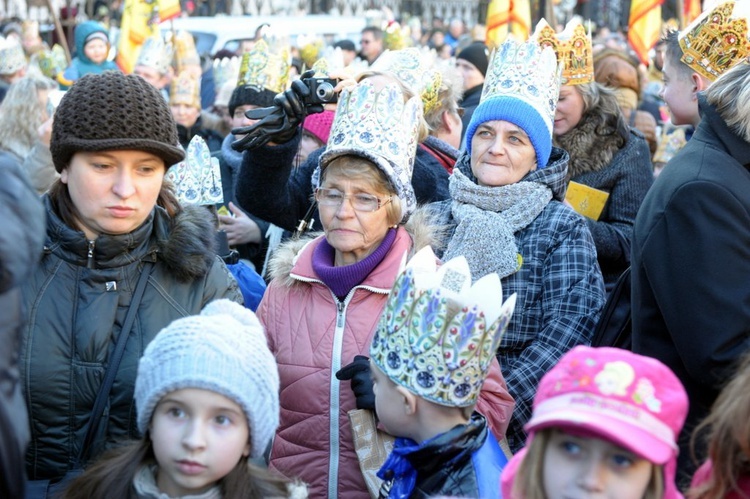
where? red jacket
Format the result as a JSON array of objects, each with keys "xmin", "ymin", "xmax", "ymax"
[{"xmin": 258, "ymin": 218, "xmax": 514, "ymax": 498}]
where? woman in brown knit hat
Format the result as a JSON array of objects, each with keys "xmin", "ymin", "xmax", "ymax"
[{"xmin": 19, "ymin": 71, "xmax": 242, "ymax": 491}]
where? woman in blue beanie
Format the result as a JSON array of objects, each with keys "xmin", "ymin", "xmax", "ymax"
[{"xmin": 429, "ymin": 37, "xmax": 606, "ymax": 454}]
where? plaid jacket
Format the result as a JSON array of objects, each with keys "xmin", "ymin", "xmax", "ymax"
[{"xmin": 430, "ymin": 147, "xmax": 606, "ymax": 451}]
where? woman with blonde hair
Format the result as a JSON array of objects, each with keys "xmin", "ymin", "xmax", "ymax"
[{"xmin": 0, "ymin": 73, "xmax": 58, "ymax": 193}]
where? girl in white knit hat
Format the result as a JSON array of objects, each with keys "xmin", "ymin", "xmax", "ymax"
[{"xmin": 62, "ymin": 300, "xmax": 307, "ymax": 499}]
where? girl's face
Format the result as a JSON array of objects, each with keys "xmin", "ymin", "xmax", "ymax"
[
  {"xmin": 150, "ymin": 388, "xmax": 251, "ymax": 497},
  {"xmin": 554, "ymin": 85, "xmax": 585, "ymax": 137},
  {"xmin": 84, "ymin": 38, "xmax": 108, "ymax": 64},
  {"xmin": 542, "ymin": 430, "xmax": 653, "ymax": 499}
]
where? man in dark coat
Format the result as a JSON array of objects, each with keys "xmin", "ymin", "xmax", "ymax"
[
  {"xmin": 631, "ymin": 61, "xmax": 750, "ymax": 484},
  {"xmin": 0, "ymin": 151, "xmax": 45, "ymax": 497},
  {"xmin": 455, "ymin": 42, "xmax": 488, "ymax": 143}
]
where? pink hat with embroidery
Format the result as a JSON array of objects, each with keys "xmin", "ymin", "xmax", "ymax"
[
  {"xmin": 301, "ymin": 110, "xmax": 335, "ymax": 145},
  {"xmin": 501, "ymin": 346, "xmax": 688, "ymax": 499}
]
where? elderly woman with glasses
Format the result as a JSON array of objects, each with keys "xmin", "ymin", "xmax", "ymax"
[{"xmin": 257, "ymin": 74, "xmax": 514, "ymax": 499}]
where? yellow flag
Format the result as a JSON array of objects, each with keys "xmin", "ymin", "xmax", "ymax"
[
  {"xmin": 628, "ymin": 0, "xmax": 663, "ymax": 65},
  {"xmin": 486, "ymin": 0, "xmax": 532, "ymax": 48},
  {"xmin": 116, "ymin": 0, "xmax": 181, "ymax": 74},
  {"xmin": 684, "ymin": 0, "xmax": 702, "ymax": 26}
]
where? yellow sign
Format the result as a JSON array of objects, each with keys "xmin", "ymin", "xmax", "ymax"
[{"xmin": 565, "ymin": 181, "xmax": 610, "ymax": 220}]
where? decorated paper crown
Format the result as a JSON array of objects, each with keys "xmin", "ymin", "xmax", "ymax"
[
  {"xmin": 480, "ymin": 38, "xmax": 561, "ymax": 139},
  {"xmin": 383, "ymin": 20, "xmax": 411, "ymax": 50},
  {"xmin": 236, "ymin": 39, "xmax": 290, "ymax": 94},
  {"xmin": 165, "ymin": 135, "xmax": 223, "ymax": 205},
  {"xmin": 678, "ymin": 1, "xmax": 750, "ymax": 81},
  {"xmin": 297, "ymin": 34, "xmax": 325, "ymax": 69},
  {"xmin": 0, "ymin": 36, "xmax": 26, "ymax": 75},
  {"xmin": 319, "ymin": 78, "xmax": 422, "ymax": 222},
  {"xmin": 169, "ymin": 70, "xmax": 200, "ymax": 109},
  {"xmin": 31, "ymin": 44, "xmax": 67, "ymax": 78},
  {"xmin": 171, "ymin": 30, "xmax": 200, "ymax": 71},
  {"xmin": 371, "ymin": 48, "xmax": 443, "ymax": 116},
  {"xmin": 533, "ymin": 18, "xmax": 593, "ymax": 85},
  {"xmin": 212, "ymin": 56, "xmax": 240, "ymax": 92},
  {"xmin": 370, "ymin": 247, "xmax": 517, "ymax": 407},
  {"xmin": 136, "ymin": 34, "xmax": 173, "ymax": 76},
  {"xmin": 22, "ymin": 20, "xmax": 39, "ymax": 39}
]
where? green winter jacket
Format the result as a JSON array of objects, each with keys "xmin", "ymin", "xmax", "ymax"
[{"xmin": 20, "ymin": 195, "xmax": 242, "ymax": 481}]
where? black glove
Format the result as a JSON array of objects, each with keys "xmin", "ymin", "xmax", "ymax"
[
  {"xmin": 230, "ymin": 70, "xmax": 324, "ymax": 152},
  {"xmin": 335, "ymin": 355, "xmax": 375, "ymax": 412}
]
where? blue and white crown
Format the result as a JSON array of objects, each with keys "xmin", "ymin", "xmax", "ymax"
[
  {"xmin": 136, "ymin": 34, "xmax": 173, "ymax": 76},
  {"xmin": 165, "ymin": 136, "xmax": 223, "ymax": 205},
  {"xmin": 0, "ymin": 36, "xmax": 26, "ymax": 75},
  {"xmin": 481, "ymin": 38, "xmax": 561, "ymax": 137},
  {"xmin": 370, "ymin": 247, "xmax": 516, "ymax": 407},
  {"xmin": 319, "ymin": 78, "xmax": 422, "ymax": 222}
]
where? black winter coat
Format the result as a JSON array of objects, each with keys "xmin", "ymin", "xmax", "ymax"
[
  {"xmin": 20, "ymin": 198, "xmax": 242, "ymax": 481},
  {"xmin": 632, "ymin": 95, "xmax": 750, "ymax": 479}
]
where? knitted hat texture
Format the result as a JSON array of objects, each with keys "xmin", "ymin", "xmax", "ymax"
[
  {"xmin": 456, "ymin": 42, "xmax": 489, "ymax": 77},
  {"xmin": 302, "ymin": 110, "xmax": 336, "ymax": 145},
  {"xmin": 134, "ymin": 299, "xmax": 280, "ymax": 459},
  {"xmin": 50, "ymin": 71, "xmax": 184, "ymax": 172},
  {"xmin": 228, "ymin": 85, "xmax": 276, "ymax": 116}
]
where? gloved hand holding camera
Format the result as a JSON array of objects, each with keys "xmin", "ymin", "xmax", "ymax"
[
  {"xmin": 231, "ymin": 70, "xmax": 339, "ymax": 152},
  {"xmin": 336, "ymin": 355, "xmax": 376, "ymax": 413}
]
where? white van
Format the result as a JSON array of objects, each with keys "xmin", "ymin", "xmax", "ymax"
[{"xmin": 160, "ymin": 15, "xmax": 365, "ymax": 56}]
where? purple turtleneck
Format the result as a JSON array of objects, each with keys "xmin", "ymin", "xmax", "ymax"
[{"xmin": 312, "ymin": 228, "xmax": 398, "ymax": 300}]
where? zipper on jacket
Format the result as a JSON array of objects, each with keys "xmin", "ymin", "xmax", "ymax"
[{"xmin": 86, "ymin": 240, "xmax": 95, "ymax": 269}]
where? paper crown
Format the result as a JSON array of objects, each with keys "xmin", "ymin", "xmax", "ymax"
[
  {"xmin": 0, "ymin": 36, "xmax": 26, "ymax": 75},
  {"xmin": 165, "ymin": 135, "xmax": 223, "ymax": 205},
  {"xmin": 679, "ymin": 1, "xmax": 750, "ymax": 81},
  {"xmin": 171, "ymin": 30, "xmax": 200, "ymax": 71},
  {"xmin": 370, "ymin": 247, "xmax": 517, "ymax": 407},
  {"xmin": 213, "ymin": 56, "xmax": 240, "ymax": 92},
  {"xmin": 169, "ymin": 70, "xmax": 200, "ymax": 109},
  {"xmin": 136, "ymin": 34, "xmax": 173, "ymax": 75},
  {"xmin": 22, "ymin": 20, "xmax": 39, "ymax": 39},
  {"xmin": 297, "ymin": 34, "xmax": 325, "ymax": 69},
  {"xmin": 31, "ymin": 44, "xmax": 67, "ymax": 78},
  {"xmin": 236, "ymin": 39, "xmax": 290, "ymax": 94},
  {"xmin": 383, "ymin": 21, "xmax": 411, "ymax": 51},
  {"xmin": 319, "ymin": 78, "xmax": 422, "ymax": 222},
  {"xmin": 371, "ymin": 48, "xmax": 443, "ymax": 116},
  {"xmin": 480, "ymin": 38, "xmax": 560, "ymax": 137},
  {"xmin": 533, "ymin": 18, "xmax": 593, "ymax": 85}
]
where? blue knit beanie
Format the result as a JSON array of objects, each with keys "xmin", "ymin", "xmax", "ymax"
[{"xmin": 464, "ymin": 95, "xmax": 552, "ymax": 168}]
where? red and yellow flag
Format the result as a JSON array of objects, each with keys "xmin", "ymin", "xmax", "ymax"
[
  {"xmin": 486, "ymin": 0, "xmax": 532, "ymax": 48},
  {"xmin": 116, "ymin": 0, "xmax": 181, "ymax": 74},
  {"xmin": 684, "ymin": 0, "xmax": 702, "ymax": 26},
  {"xmin": 628, "ymin": 0, "xmax": 664, "ymax": 65}
]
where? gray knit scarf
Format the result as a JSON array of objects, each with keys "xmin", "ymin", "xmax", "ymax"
[{"xmin": 443, "ymin": 168, "xmax": 552, "ymax": 280}]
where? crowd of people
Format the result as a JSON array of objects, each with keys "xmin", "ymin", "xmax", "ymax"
[{"xmin": 2, "ymin": 1, "xmax": 750, "ymax": 498}]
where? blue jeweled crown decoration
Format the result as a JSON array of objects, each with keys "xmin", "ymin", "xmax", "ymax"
[
  {"xmin": 481, "ymin": 38, "xmax": 561, "ymax": 137},
  {"xmin": 320, "ymin": 78, "xmax": 422, "ymax": 222},
  {"xmin": 370, "ymin": 247, "xmax": 517, "ymax": 407},
  {"xmin": 165, "ymin": 135, "xmax": 223, "ymax": 205}
]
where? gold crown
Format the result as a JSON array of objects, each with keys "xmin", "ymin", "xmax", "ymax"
[
  {"xmin": 171, "ymin": 30, "xmax": 200, "ymax": 71},
  {"xmin": 236, "ymin": 39, "xmax": 290, "ymax": 94},
  {"xmin": 297, "ymin": 35, "xmax": 325, "ymax": 69},
  {"xmin": 371, "ymin": 247, "xmax": 516, "ymax": 407},
  {"xmin": 169, "ymin": 69, "xmax": 200, "ymax": 109},
  {"xmin": 533, "ymin": 18, "xmax": 593, "ymax": 85},
  {"xmin": 679, "ymin": 1, "xmax": 750, "ymax": 81}
]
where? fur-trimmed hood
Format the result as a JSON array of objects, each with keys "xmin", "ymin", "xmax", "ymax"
[
  {"xmin": 266, "ymin": 206, "xmax": 438, "ymax": 288},
  {"xmin": 43, "ymin": 196, "xmax": 217, "ymax": 282},
  {"xmin": 553, "ymin": 111, "xmax": 626, "ymax": 180}
]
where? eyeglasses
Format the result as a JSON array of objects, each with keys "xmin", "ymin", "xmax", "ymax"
[{"xmin": 315, "ymin": 188, "xmax": 392, "ymax": 212}]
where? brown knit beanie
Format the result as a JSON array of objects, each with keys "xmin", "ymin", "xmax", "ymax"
[{"xmin": 51, "ymin": 71, "xmax": 185, "ymax": 173}]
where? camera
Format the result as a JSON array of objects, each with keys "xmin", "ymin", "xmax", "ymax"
[{"xmin": 302, "ymin": 77, "xmax": 339, "ymax": 105}]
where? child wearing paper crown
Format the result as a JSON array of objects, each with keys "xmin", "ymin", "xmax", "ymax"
[
  {"xmin": 370, "ymin": 247, "xmax": 516, "ymax": 499},
  {"xmin": 501, "ymin": 345, "xmax": 689, "ymax": 499},
  {"xmin": 63, "ymin": 300, "xmax": 306, "ymax": 499}
]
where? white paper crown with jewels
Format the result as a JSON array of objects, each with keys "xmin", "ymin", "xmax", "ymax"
[
  {"xmin": 0, "ymin": 36, "xmax": 26, "ymax": 75},
  {"xmin": 371, "ymin": 47, "xmax": 444, "ymax": 116},
  {"xmin": 136, "ymin": 34, "xmax": 173, "ymax": 76},
  {"xmin": 371, "ymin": 247, "xmax": 516, "ymax": 407},
  {"xmin": 165, "ymin": 136, "xmax": 223, "ymax": 206},
  {"xmin": 679, "ymin": 1, "xmax": 750, "ymax": 81},
  {"xmin": 319, "ymin": 78, "xmax": 422, "ymax": 223},
  {"xmin": 481, "ymin": 38, "xmax": 560, "ymax": 137}
]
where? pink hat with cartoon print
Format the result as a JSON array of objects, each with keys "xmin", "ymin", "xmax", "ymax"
[{"xmin": 526, "ymin": 345, "xmax": 688, "ymax": 464}]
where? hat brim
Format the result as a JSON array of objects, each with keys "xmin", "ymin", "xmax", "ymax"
[
  {"xmin": 526, "ymin": 409, "xmax": 676, "ymax": 465},
  {"xmin": 55, "ymin": 137, "xmax": 185, "ymax": 171}
]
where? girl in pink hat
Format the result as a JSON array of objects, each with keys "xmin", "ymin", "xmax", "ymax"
[{"xmin": 501, "ymin": 345, "xmax": 689, "ymax": 499}]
